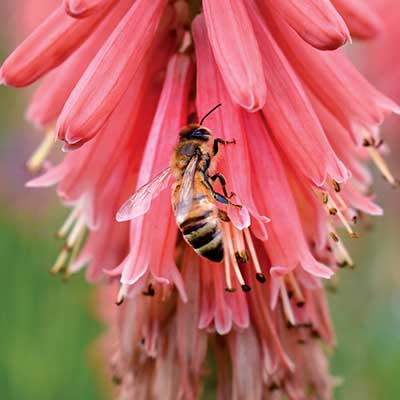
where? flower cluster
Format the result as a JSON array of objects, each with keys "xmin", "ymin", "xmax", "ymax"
[{"xmin": 2, "ymin": 0, "xmax": 398, "ymax": 399}]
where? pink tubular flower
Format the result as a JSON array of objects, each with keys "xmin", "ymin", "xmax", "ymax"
[
  {"xmin": 358, "ymin": 0, "xmax": 400, "ymax": 111},
  {"xmin": 3, "ymin": 0, "xmax": 399, "ymax": 398}
]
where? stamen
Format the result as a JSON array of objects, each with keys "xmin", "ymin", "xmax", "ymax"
[
  {"xmin": 243, "ymin": 228, "xmax": 266, "ymax": 283},
  {"xmin": 26, "ymin": 129, "xmax": 55, "ymax": 173},
  {"xmin": 317, "ymin": 189, "xmax": 357, "ymax": 237},
  {"xmin": 328, "ymin": 224, "xmax": 355, "ymax": 268},
  {"xmin": 232, "ymin": 228, "xmax": 249, "ymax": 262},
  {"xmin": 66, "ymin": 216, "xmax": 86, "ymax": 250},
  {"xmin": 335, "ymin": 239, "xmax": 354, "ymax": 268},
  {"xmin": 285, "ymin": 273, "xmax": 305, "ymax": 307},
  {"xmin": 226, "ymin": 225, "xmax": 251, "ymax": 292},
  {"xmin": 367, "ymin": 146, "xmax": 398, "ymax": 187},
  {"xmin": 116, "ymin": 284, "xmax": 129, "ymax": 306},
  {"xmin": 329, "ymin": 207, "xmax": 338, "ymax": 215},
  {"xmin": 332, "ymin": 191, "xmax": 348, "ymax": 212},
  {"xmin": 67, "ymin": 228, "xmax": 86, "ymax": 268},
  {"xmin": 280, "ymin": 282, "xmax": 296, "ymax": 327},
  {"xmin": 223, "ymin": 227, "xmax": 235, "ymax": 292},
  {"xmin": 57, "ymin": 206, "xmax": 81, "ymax": 239},
  {"xmin": 50, "ymin": 247, "xmax": 69, "ymax": 275},
  {"xmin": 327, "ymin": 196, "xmax": 359, "ymax": 239}
]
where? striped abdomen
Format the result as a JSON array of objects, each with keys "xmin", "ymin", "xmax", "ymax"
[{"xmin": 177, "ymin": 197, "xmax": 224, "ymax": 262}]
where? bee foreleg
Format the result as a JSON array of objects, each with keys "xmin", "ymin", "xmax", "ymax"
[
  {"xmin": 212, "ymin": 138, "xmax": 236, "ymax": 156},
  {"xmin": 210, "ymin": 173, "xmax": 235, "ymax": 198}
]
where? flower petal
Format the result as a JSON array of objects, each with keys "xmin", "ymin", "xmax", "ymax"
[
  {"xmin": 260, "ymin": 3, "xmax": 400, "ymax": 143},
  {"xmin": 0, "ymin": 5, "xmax": 110, "ymax": 87},
  {"xmin": 202, "ymin": 0, "xmax": 266, "ymax": 111},
  {"xmin": 64, "ymin": 0, "xmax": 117, "ymax": 18},
  {"xmin": 264, "ymin": 0, "xmax": 351, "ymax": 50},
  {"xmin": 248, "ymin": 5, "xmax": 349, "ymax": 186},
  {"xmin": 331, "ymin": 0, "xmax": 383, "ymax": 39},
  {"xmin": 193, "ymin": 14, "xmax": 269, "ymax": 228},
  {"xmin": 27, "ymin": 0, "xmax": 133, "ymax": 127},
  {"xmin": 56, "ymin": 0, "xmax": 169, "ymax": 146}
]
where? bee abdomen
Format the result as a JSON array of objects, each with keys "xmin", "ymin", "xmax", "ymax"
[{"xmin": 180, "ymin": 217, "xmax": 224, "ymax": 263}]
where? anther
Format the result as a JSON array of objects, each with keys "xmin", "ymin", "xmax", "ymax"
[
  {"xmin": 329, "ymin": 207, "xmax": 337, "ymax": 215},
  {"xmin": 362, "ymin": 138, "xmax": 372, "ymax": 147},
  {"xmin": 26, "ymin": 129, "xmax": 55, "ymax": 173},
  {"xmin": 241, "ymin": 284, "xmax": 251, "ymax": 292},
  {"xmin": 331, "ymin": 180, "xmax": 341, "ymax": 193},
  {"xmin": 224, "ymin": 287, "xmax": 236, "ymax": 293},
  {"xmin": 142, "ymin": 284, "xmax": 155, "ymax": 297},
  {"xmin": 243, "ymin": 228, "xmax": 266, "ymax": 284},
  {"xmin": 285, "ymin": 273, "xmax": 305, "ymax": 307},
  {"xmin": 256, "ymin": 272, "xmax": 266, "ymax": 283},
  {"xmin": 329, "ymin": 232, "xmax": 339, "ymax": 242},
  {"xmin": 328, "ymin": 197, "xmax": 359, "ymax": 239},
  {"xmin": 116, "ymin": 284, "xmax": 129, "ymax": 306},
  {"xmin": 235, "ymin": 250, "xmax": 249, "ymax": 263},
  {"xmin": 321, "ymin": 192, "xmax": 329, "ymax": 204},
  {"xmin": 232, "ymin": 228, "xmax": 247, "ymax": 259}
]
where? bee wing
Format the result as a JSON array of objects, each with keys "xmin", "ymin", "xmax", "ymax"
[
  {"xmin": 116, "ymin": 167, "xmax": 172, "ymax": 222},
  {"xmin": 175, "ymin": 153, "xmax": 199, "ymax": 224}
]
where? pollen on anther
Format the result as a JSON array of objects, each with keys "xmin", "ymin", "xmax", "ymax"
[
  {"xmin": 241, "ymin": 284, "xmax": 251, "ymax": 292},
  {"xmin": 116, "ymin": 284, "xmax": 129, "ymax": 306},
  {"xmin": 256, "ymin": 272, "xmax": 266, "ymax": 283}
]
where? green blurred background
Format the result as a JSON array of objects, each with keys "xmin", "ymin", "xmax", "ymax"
[{"xmin": 1, "ymin": 17, "xmax": 400, "ymax": 400}]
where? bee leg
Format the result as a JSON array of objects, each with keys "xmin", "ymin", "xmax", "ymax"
[
  {"xmin": 218, "ymin": 209, "xmax": 230, "ymax": 222},
  {"xmin": 212, "ymin": 138, "xmax": 236, "ymax": 156},
  {"xmin": 210, "ymin": 173, "xmax": 235, "ymax": 198},
  {"xmin": 202, "ymin": 173, "xmax": 242, "ymax": 208},
  {"xmin": 213, "ymin": 192, "xmax": 242, "ymax": 208}
]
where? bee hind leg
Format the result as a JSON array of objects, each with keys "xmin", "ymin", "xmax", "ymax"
[{"xmin": 212, "ymin": 138, "xmax": 236, "ymax": 156}]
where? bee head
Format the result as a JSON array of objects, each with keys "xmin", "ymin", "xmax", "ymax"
[{"xmin": 179, "ymin": 124, "xmax": 212, "ymax": 142}]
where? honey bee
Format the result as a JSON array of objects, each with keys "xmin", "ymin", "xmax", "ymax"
[{"xmin": 117, "ymin": 104, "xmax": 240, "ymax": 263}]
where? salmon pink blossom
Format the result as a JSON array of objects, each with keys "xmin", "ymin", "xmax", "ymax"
[{"xmin": 2, "ymin": 0, "xmax": 399, "ymax": 398}]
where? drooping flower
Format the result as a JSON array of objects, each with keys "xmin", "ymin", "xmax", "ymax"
[
  {"xmin": 2, "ymin": 0, "xmax": 399, "ymax": 399},
  {"xmin": 357, "ymin": 0, "xmax": 400, "ymax": 130}
]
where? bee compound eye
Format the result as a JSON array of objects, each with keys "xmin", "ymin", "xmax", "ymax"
[{"xmin": 192, "ymin": 129, "xmax": 210, "ymax": 139}]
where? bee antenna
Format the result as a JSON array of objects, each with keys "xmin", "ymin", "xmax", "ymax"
[{"xmin": 199, "ymin": 103, "xmax": 222, "ymax": 125}]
